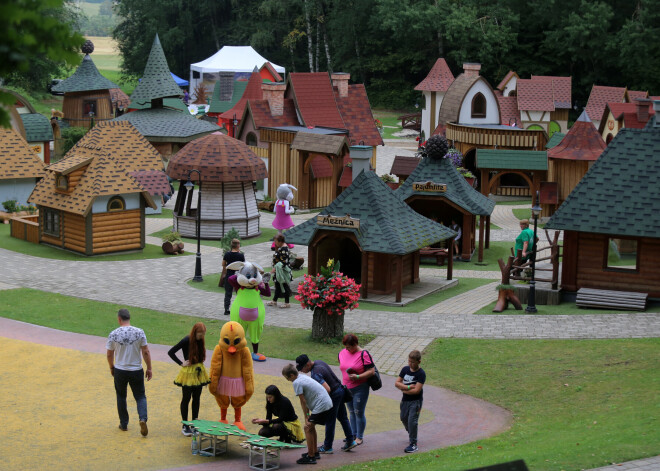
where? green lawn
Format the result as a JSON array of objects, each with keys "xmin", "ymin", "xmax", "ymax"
[
  {"xmin": 99, "ymin": 69, "xmax": 137, "ymax": 96},
  {"xmin": 496, "ymin": 199, "xmax": 532, "ymax": 206},
  {"xmin": 149, "ymin": 225, "xmax": 278, "ymax": 249},
  {"xmin": 373, "ymin": 109, "xmax": 407, "ymax": 140},
  {"xmin": 421, "ymin": 241, "xmax": 514, "ymax": 272},
  {"xmin": 146, "ymin": 208, "xmax": 174, "ymax": 219},
  {"xmin": 475, "ymin": 299, "xmax": 660, "ymax": 315},
  {"xmin": 0, "ymin": 224, "xmax": 188, "ymax": 261}
]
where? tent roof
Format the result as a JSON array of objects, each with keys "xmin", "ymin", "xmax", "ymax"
[{"xmin": 191, "ymin": 46, "xmax": 285, "ymax": 73}]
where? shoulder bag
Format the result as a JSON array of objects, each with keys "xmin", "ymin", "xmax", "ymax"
[
  {"xmin": 342, "ymin": 384, "xmax": 353, "ymax": 403},
  {"xmin": 360, "ymin": 350, "xmax": 382, "ymax": 391}
]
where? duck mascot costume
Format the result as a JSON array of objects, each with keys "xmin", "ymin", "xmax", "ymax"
[
  {"xmin": 209, "ymin": 321, "xmax": 254, "ymax": 430},
  {"xmin": 226, "ymin": 260, "xmax": 271, "ymax": 362}
]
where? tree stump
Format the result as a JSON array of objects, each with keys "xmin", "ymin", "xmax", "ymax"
[
  {"xmin": 493, "ymin": 289, "xmax": 523, "ymax": 312},
  {"xmin": 311, "ymin": 307, "xmax": 344, "ymax": 339}
]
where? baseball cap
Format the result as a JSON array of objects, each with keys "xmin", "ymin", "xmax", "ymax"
[{"xmin": 295, "ymin": 354, "xmax": 310, "ymax": 371}]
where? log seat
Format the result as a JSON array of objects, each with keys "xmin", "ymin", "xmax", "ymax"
[{"xmin": 576, "ymin": 288, "xmax": 648, "ymax": 311}]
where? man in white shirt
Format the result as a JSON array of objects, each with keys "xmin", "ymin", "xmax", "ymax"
[{"xmin": 106, "ymin": 308, "xmax": 152, "ymax": 436}]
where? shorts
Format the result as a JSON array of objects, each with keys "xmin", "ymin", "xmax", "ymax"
[{"xmin": 308, "ymin": 408, "xmax": 332, "ymax": 425}]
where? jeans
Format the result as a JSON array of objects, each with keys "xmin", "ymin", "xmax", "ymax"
[
  {"xmin": 400, "ymin": 399, "xmax": 422, "ymax": 444},
  {"xmin": 224, "ymin": 278, "xmax": 234, "ymax": 312},
  {"xmin": 323, "ymin": 387, "xmax": 354, "ymax": 449},
  {"xmin": 347, "ymin": 382, "xmax": 370, "ymax": 440},
  {"xmin": 114, "ymin": 368, "xmax": 148, "ymax": 427}
]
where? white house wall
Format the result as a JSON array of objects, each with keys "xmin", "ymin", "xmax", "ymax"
[
  {"xmin": 1, "ymin": 178, "xmax": 37, "ymax": 206},
  {"xmin": 92, "ymin": 193, "xmax": 141, "ymax": 213},
  {"xmin": 525, "ymin": 111, "xmax": 548, "ymax": 122},
  {"xmin": 502, "ymin": 77, "xmax": 517, "ymax": 97},
  {"xmin": 421, "ymin": 91, "xmax": 446, "ymax": 138},
  {"xmin": 459, "ymin": 80, "xmax": 500, "ymax": 125}
]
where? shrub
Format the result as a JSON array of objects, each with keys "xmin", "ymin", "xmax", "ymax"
[
  {"xmin": 2, "ymin": 200, "xmax": 18, "ymax": 213},
  {"xmin": 220, "ymin": 228, "xmax": 240, "ymax": 253}
]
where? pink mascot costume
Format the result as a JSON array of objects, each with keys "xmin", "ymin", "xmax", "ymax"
[{"xmin": 272, "ymin": 184, "xmax": 296, "ymax": 249}]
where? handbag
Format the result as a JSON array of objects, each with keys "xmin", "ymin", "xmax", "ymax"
[
  {"xmin": 361, "ymin": 350, "xmax": 382, "ymax": 391},
  {"xmin": 342, "ymin": 385, "xmax": 353, "ymax": 403},
  {"xmin": 218, "ymin": 268, "xmax": 226, "ymax": 287}
]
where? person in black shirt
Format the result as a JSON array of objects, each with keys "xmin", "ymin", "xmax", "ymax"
[
  {"xmin": 251, "ymin": 385, "xmax": 304, "ymax": 443},
  {"xmin": 395, "ymin": 350, "xmax": 426, "ymax": 453},
  {"xmin": 268, "ymin": 234, "xmax": 292, "ymax": 308},
  {"xmin": 168, "ymin": 322, "xmax": 210, "ymax": 436},
  {"xmin": 222, "ymin": 239, "xmax": 245, "ymax": 315}
]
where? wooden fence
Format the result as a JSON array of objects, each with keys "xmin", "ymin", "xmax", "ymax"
[{"xmin": 10, "ymin": 214, "xmax": 39, "ymax": 244}]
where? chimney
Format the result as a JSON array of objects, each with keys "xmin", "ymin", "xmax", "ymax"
[
  {"xmin": 349, "ymin": 145, "xmax": 372, "ymax": 182},
  {"xmin": 262, "ymin": 82, "xmax": 286, "ymax": 116},
  {"xmin": 635, "ymin": 98, "xmax": 651, "ymax": 123},
  {"xmin": 331, "ymin": 73, "xmax": 350, "ymax": 98},
  {"xmin": 463, "ymin": 63, "xmax": 481, "ymax": 77},
  {"xmin": 654, "ymin": 100, "xmax": 660, "ymax": 128}
]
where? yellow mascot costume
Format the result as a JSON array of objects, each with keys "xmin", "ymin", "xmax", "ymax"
[{"xmin": 209, "ymin": 321, "xmax": 254, "ymax": 430}]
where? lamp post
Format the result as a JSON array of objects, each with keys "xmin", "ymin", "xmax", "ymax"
[
  {"xmin": 184, "ymin": 169, "xmax": 203, "ymax": 282},
  {"xmin": 526, "ymin": 191, "xmax": 542, "ymax": 313},
  {"xmin": 232, "ymin": 114, "xmax": 238, "ymax": 138}
]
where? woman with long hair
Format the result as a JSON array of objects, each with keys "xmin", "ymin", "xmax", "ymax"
[
  {"xmin": 251, "ymin": 385, "xmax": 304, "ymax": 443},
  {"xmin": 168, "ymin": 322, "xmax": 210, "ymax": 436}
]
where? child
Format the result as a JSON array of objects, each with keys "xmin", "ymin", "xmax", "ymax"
[
  {"xmin": 222, "ymin": 239, "xmax": 245, "ymax": 315},
  {"xmin": 395, "ymin": 350, "xmax": 425, "ymax": 453},
  {"xmin": 282, "ymin": 364, "xmax": 333, "ymax": 464},
  {"xmin": 268, "ymin": 234, "xmax": 292, "ymax": 308}
]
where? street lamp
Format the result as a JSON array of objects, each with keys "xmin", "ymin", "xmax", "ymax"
[
  {"xmin": 232, "ymin": 114, "xmax": 239, "ymax": 138},
  {"xmin": 184, "ymin": 169, "xmax": 203, "ymax": 282},
  {"xmin": 526, "ymin": 191, "xmax": 542, "ymax": 313}
]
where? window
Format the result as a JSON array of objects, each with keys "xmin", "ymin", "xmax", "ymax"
[
  {"xmin": 606, "ymin": 238, "xmax": 638, "ymax": 271},
  {"xmin": 606, "ymin": 133, "xmax": 614, "ymax": 144},
  {"xmin": 83, "ymin": 100, "xmax": 96, "ymax": 117},
  {"xmin": 107, "ymin": 196, "xmax": 125, "ymax": 212},
  {"xmin": 471, "ymin": 93, "xmax": 487, "ymax": 118},
  {"xmin": 56, "ymin": 174, "xmax": 68, "ymax": 191},
  {"xmin": 246, "ymin": 132, "xmax": 258, "ymax": 147},
  {"xmin": 44, "ymin": 208, "xmax": 60, "ymax": 236}
]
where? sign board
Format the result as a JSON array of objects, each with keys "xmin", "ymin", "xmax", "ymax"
[
  {"xmin": 412, "ymin": 181, "xmax": 447, "ymax": 192},
  {"xmin": 317, "ymin": 214, "xmax": 360, "ymax": 230},
  {"xmin": 540, "ymin": 181, "xmax": 558, "ymax": 205}
]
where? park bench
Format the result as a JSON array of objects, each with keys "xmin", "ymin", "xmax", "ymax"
[
  {"xmin": 575, "ymin": 288, "xmax": 648, "ymax": 311},
  {"xmin": 420, "ymin": 247, "xmax": 449, "ymax": 266}
]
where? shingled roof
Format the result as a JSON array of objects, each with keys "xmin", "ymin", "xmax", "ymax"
[
  {"xmin": 291, "ymin": 133, "xmax": 349, "ymax": 155},
  {"xmin": 19, "ymin": 113, "xmax": 53, "ymax": 142},
  {"xmin": 496, "ymin": 70, "xmax": 518, "ymax": 91},
  {"xmin": 130, "ymin": 34, "xmax": 183, "ymax": 105},
  {"xmin": 285, "ymin": 170, "xmax": 456, "ymax": 254},
  {"xmin": 390, "ymin": 155, "xmax": 421, "ymax": 177},
  {"xmin": 599, "ymin": 101, "xmax": 655, "ymax": 133},
  {"xmin": 245, "ymin": 99, "xmax": 299, "ymax": 129},
  {"xmin": 209, "ymin": 79, "xmax": 248, "ymax": 114},
  {"xmin": 113, "ymin": 108, "xmax": 219, "ymax": 142},
  {"xmin": 0, "ymin": 128, "xmax": 46, "ymax": 179},
  {"xmin": 585, "ymin": 85, "xmax": 626, "ymax": 123},
  {"xmin": 288, "ymin": 73, "xmax": 345, "ymax": 129},
  {"xmin": 530, "ymin": 75, "xmax": 572, "ymax": 109},
  {"xmin": 166, "ymin": 132, "xmax": 267, "ymax": 182},
  {"xmin": 546, "ymin": 124, "xmax": 660, "ymax": 238},
  {"xmin": 415, "ymin": 58, "xmax": 455, "ymax": 92},
  {"xmin": 335, "ymin": 84, "xmax": 383, "ymax": 146},
  {"xmin": 29, "ymin": 145, "xmax": 155, "ymax": 215},
  {"xmin": 545, "ymin": 132, "xmax": 565, "ymax": 149},
  {"xmin": 496, "ymin": 92, "xmax": 520, "ymax": 126},
  {"xmin": 548, "ymin": 111, "xmax": 605, "ymax": 161},
  {"xmin": 476, "ymin": 149, "xmax": 547, "ymax": 170},
  {"xmin": 396, "ymin": 156, "xmax": 495, "ymax": 216},
  {"xmin": 220, "ymin": 70, "xmax": 264, "ymax": 120},
  {"xmin": 110, "ymin": 88, "xmax": 131, "ymax": 110},
  {"xmin": 436, "ymin": 73, "xmax": 481, "ymax": 125},
  {"xmin": 517, "ymin": 78, "xmax": 555, "ymax": 111},
  {"xmin": 52, "ymin": 54, "xmax": 118, "ymax": 93}
]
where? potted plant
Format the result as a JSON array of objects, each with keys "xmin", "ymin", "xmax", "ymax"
[
  {"xmin": 295, "ymin": 259, "xmax": 361, "ymax": 339},
  {"xmin": 457, "ymin": 167, "xmax": 476, "ymax": 187},
  {"xmin": 161, "ymin": 231, "xmax": 185, "ymax": 254},
  {"xmin": 374, "ymin": 118, "xmax": 384, "ymax": 135},
  {"xmin": 380, "ymin": 173, "xmax": 399, "ymax": 190}
]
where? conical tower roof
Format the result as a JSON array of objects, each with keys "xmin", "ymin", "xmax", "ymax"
[
  {"xmin": 547, "ymin": 110, "xmax": 606, "ymax": 161},
  {"xmin": 130, "ymin": 34, "xmax": 183, "ymax": 105},
  {"xmin": 285, "ymin": 170, "xmax": 456, "ymax": 254},
  {"xmin": 52, "ymin": 53, "xmax": 118, "ymax": 93}
]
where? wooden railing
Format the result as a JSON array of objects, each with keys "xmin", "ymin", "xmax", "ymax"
[
  {"xmin": 10, "ymin": 214, "xmax": 39, "ymax": 244},
  {"xmin": 504, "ymin": 229, "xmax": 560, "ymax": 289},
  {"xmin": 446, "ymin": 123, "xmax": 548, "ymax": 149},
  {"xmin": 398, "ymin": 113, "xmax": 421, "ymax": 131},
  {"xmin": 495, "ymin": 186, "xmax": 531, "ymax": 197}
]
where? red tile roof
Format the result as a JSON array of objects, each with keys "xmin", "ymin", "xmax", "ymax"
[
  {"xmin": 496, "ymin": 70, "xmax": 518, "ymax": 91},
  {"xmin": 585, "ymin": 85, "xmax": 626, "ymax": 122},
  {"xmin": 335, "ymin": 84, "xmax": 383, "ymax": 146},
  {"xmin": 602, "ymin": 102, "xmax": 654, "ymax": 130},
  {"xmin": 338, "ymin": 166, "xmax": 352, "ymax": 187},
  {"xmin": 220, "ymin": 71, "xmax": 264, "ymax": 120},
  {"xmin": 517, "ymin": 78, "xmax": 554, "ymax": 111},
  {"xmin": 247, "ymin": 99, "xmax": 298, "ymax": 128},
  {"xmin": 309, "ymin": 154, "xmax": 333, "ymax": 178},
  {"xmin": 130, "ymin": 170, "xmax": 171, "ymax": 195},
  {"xmin": 390, "ymin": 155, "xmax": 421, "ymax": 177},
  {"xmin": 415, "ymin": 58, "xmax": 455, "ymax": 92},
  {"xmin": 289, "ymin": 73, "xmax": 345, "ymax": 128},
  {"xmin": 496, "ymin": 93, "xmax": 520, "ymax": 126},
  {"xmin": 531, "ymin": 75, "xmax": 572, "ymax": 108},
  {"xmin": 547, "ymin": 111, "xmax": 605, "ymax": 161},
  {"xmin": 626, "ymin": 90, "xmax": 648, "ymax": 102}
]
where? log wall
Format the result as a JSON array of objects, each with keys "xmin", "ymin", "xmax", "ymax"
[
  {"xmin": 9, "ymin": 215, "xmax": 39, "ymax": 244},
  {"xmin": 62, "ymin": 91, "xmax": 113, "ymax": 127},
  {"xmin": 548, "ymin": 158, "xmax": 589, "ymax": 204},
  {"xmin": 92, "ymin": 209, "xmax": 142, "ymax": 254},
  {"xmin": 63, "ymin": 212, "xmax": 87, "ymax": 253},
  {"xmin": 366, "ymin": 252, "xmax": 416, "ymax": 295}
]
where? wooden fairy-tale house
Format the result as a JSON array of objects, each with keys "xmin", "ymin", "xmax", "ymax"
[
  {"xmin": 546, "ymin": 102, "xmax": 660, "ymax": 297},
  {"xmin": 584, "ymin": 85, "xmax": 649, "ymax": 130},
  {"xmin": 3, "ymin": 88, "xmax": 55, "ymax": 164},
  {"xmin": 475, "ymin": 149, "xmax": 547, "ymax": 199},
  {"xmin": 28, "ymin": 144, "xmax": 156, "ymax": 255},
  {"xmin": 432, "ymin": 63, "xmax": 548, "ymax": 196},
  {"xmin": 544, "ymin": 111, "xmax": 606, "ymax": 217},
  {"xmin": 236, "ymin": 72, "xmax": 383, "ymax": 207},
  {"xmin": 390, "ymin": 155, "xmax": 422, "ymax": 185},
  {"xmin": 415, "ymin": 58, "xmax": 455, "ymax": 139},
  {"xmin": 70, "ymin": 121, "xmax": 171, "ymax": 214},
  {"xmin": 209, "ymin": 69, "xmax": 264, "ymax": 136},
  {"xmin": 52, "ymin": 40, "xmax": 120, "ymax": 128},
  {"xmin": 285, "ymin": 168, "xmax": 456, "ymax": 302},
  {"xmin": 167, "ymin": 132, "xmax": 267, "ymax": 239},
  {"xmin": 396, "ymin": 155, "xmax": 495, "ymax": 262},
  {"xmin": 598, "ymin": 98, "xmax": 657, "ymax": 144},
  {"xmin": 0, "ymin": 128, "xmax": 46, "ymax": 206},
  {"xmin": 113, "ymin": 35, "xmax": 219, "ymax": 161}
]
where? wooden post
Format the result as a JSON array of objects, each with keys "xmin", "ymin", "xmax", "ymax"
[
  {"xmin": 361, "ymin": 251, "xmax": 369, "ymax": 299},
  {"xmin": 447, "ymin": 237, "xmax": 454, "ymax": 280},
  {"xmin": 485, "ymin": 215, "xmax": 491, "ymax": 248},
  {"xmin": 480, "ymin": 168, "xmax": 489, "ymax": 196},
  {"xmin": 395, "ymin": 255, "xmax": 403, "ymax": 303}
]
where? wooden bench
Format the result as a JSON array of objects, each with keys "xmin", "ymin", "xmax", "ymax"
[
  {"xmin": 576, "ymin": 288, "xmax": 648, "ymax": 311},
  {"xmin": 420, "ymin": 247, "xmax": 449, "ymax": 266}
]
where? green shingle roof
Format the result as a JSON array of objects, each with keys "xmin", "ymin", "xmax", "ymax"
[
  {"xmin": 113, "ymin": 108, "xmax": 219, "ymax": 142},
  {"xmin": 19, "ymin": 113, "xmax": 53, "ymax": 142},
  {"xmin": 476, "ymin": 149, "xmax": 548, "ymax": 170},
  {"xmin": 545, "ymin": 132, "xmax": 565, "ymax": 149},
  {"xmin": 130, "ymin": 35, "xmax": 182, "ymax": 105},
  {"xmin": 396, "ymin": 156, "xmax": 495, "ymax": 215},
  {"xmin": 208, "ymin": 80, "xmax": 248, "ymax": 114},
  {"xmin": 285, "ymin": 170, "xmax": 456, "ymax": 254},
  {"xmin": 52, "ymin": 55, "xmax": 118, "ymax": 93},
  {"xmin": 546, "ymin": 126, "xmax": 660, "ymax": 238}
]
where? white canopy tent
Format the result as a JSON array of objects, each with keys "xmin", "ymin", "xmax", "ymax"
[{"xmin": 189, "ymin": 46, "xmax": 285, "ymax": 98}]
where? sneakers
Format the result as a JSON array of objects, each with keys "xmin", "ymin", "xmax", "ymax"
[
  {"xmin": 296, "ymin": 455, "xmax": 317, "ymax": 464},
  {"xmin": 302, "ymin": 452, "xmax": 321, "ymax": 460},
  {"xmin": 139, "ymin": 420, "xmax": 148, "ymax": 437},
  {"xmin": 181, "ymin": 425, "xmax": 192, "ymax": 436},
  {"xmin": 318, "ymin": 445, "xmax": 333, "ymax": 454},
  {"xmin": 266, "ymin": 301, "xmax": 277, "ymax": 307},
  {"xmin": 341, "ymin": 440, "xmax": 358, "ymax": 451},
  {"xmin": 118, "ymin": 424, "xmax": 127, "ymax": 431},
  {"xmin": 224, "ymin": 310, "xmax": 230, "ymax": 316},
  {"xmin": 404, "ymin": 443, "xmax": 418, "ymax": 453}
]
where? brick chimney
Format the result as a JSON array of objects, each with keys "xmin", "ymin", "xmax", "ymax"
[
  {"xmin": 463, "ymin": 63, "xmax": 481, "ymax": 77},
  {"xmin": 262, "ymin": 82, "xmax": 286, "ymax": 116},
  {"xmin": 635, "ymin": 98, "xmax": 651, "ymax": 123},
  {"xmin": 331, "ymin": 73, "xmax": 350, "ymax": 98}
]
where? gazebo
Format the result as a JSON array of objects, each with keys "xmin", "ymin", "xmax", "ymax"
[{"xmin": 167, "ymin": 132, "xmax": 267, "ymax": 239}]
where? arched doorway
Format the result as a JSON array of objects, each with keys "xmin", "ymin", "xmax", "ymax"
[
  {"xmin": 527, "ymin": 124, "xmax": 544, "ymax": 131},
  {"xmin": 316, "ymin": 235, "xmax": 362, "ymax": 283},
  {"xmin": 548, "ymin": 121, "xmax": 561, "ymax": 138}
]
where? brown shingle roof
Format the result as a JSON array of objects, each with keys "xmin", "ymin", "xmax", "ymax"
[
  {"xmin": 166, "ymin": 132, "xmax": 267, "ymax": 182},
  {"xmin": 0, "ymin": 128, "xmax": 46, "ymax": 180},
  {"xmin": 547, "ymin": 111, "xmax": 605, "ymax": 161},
  {"xmin": 496, "ymin": 93, "xmax": 520, "ymax": 126},
  {"xmin": 390, "ymin": 155, "xmax": 421, "ymax": 177},
  {"xmin": 437, "ymin": 73, "xmax": 480, "ymax": 125},
  {"xmin": 291, "ymin": 132, "xmax": 349, "ymax": 155},
  {"xmin": 626, "ymin": 90, "xmax": 648, "ymax": 102},
  {"xmin": 309, "ymin": 155, "xmax": 333, "ymax": 178},
  {"xmin": 585, "ymin": 85, "xmax": 626, "ymax": 122},
  {"xmin": 247, "ymin": 99, "xmax": 299, "ymax": 128},
  {"xmin": 289, "ymin": 73, "xmax": 345, "ymax": 128},
  {"xmin": 335, "ymin": 84, "xmax": 383, "ymax": 146},
  {"xmin": 414, "ymin": 58, "xmax": 455, "ymax": 92},
  {"xmin": 496, "ymin": 70, "xmax": 518, "ymax": 91},
  {"xmin": 110, "ymin": 88, "xmax": 131, "ymax": 110},
  {"xmin": 130, "ymin": 170, "xmax": 171, "ymax": 195},
  {"xmin": 517, "ymin": 78, "xmax": 554, "ymax": 111},
  {"xmin": 530, "ymin": 75, "xmax": 572, "ymax": 108}
]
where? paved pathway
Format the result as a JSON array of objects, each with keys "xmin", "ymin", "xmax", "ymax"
[{"xmin": 589, "ymin": 456, "xmax": 660, "ymax": 470}]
